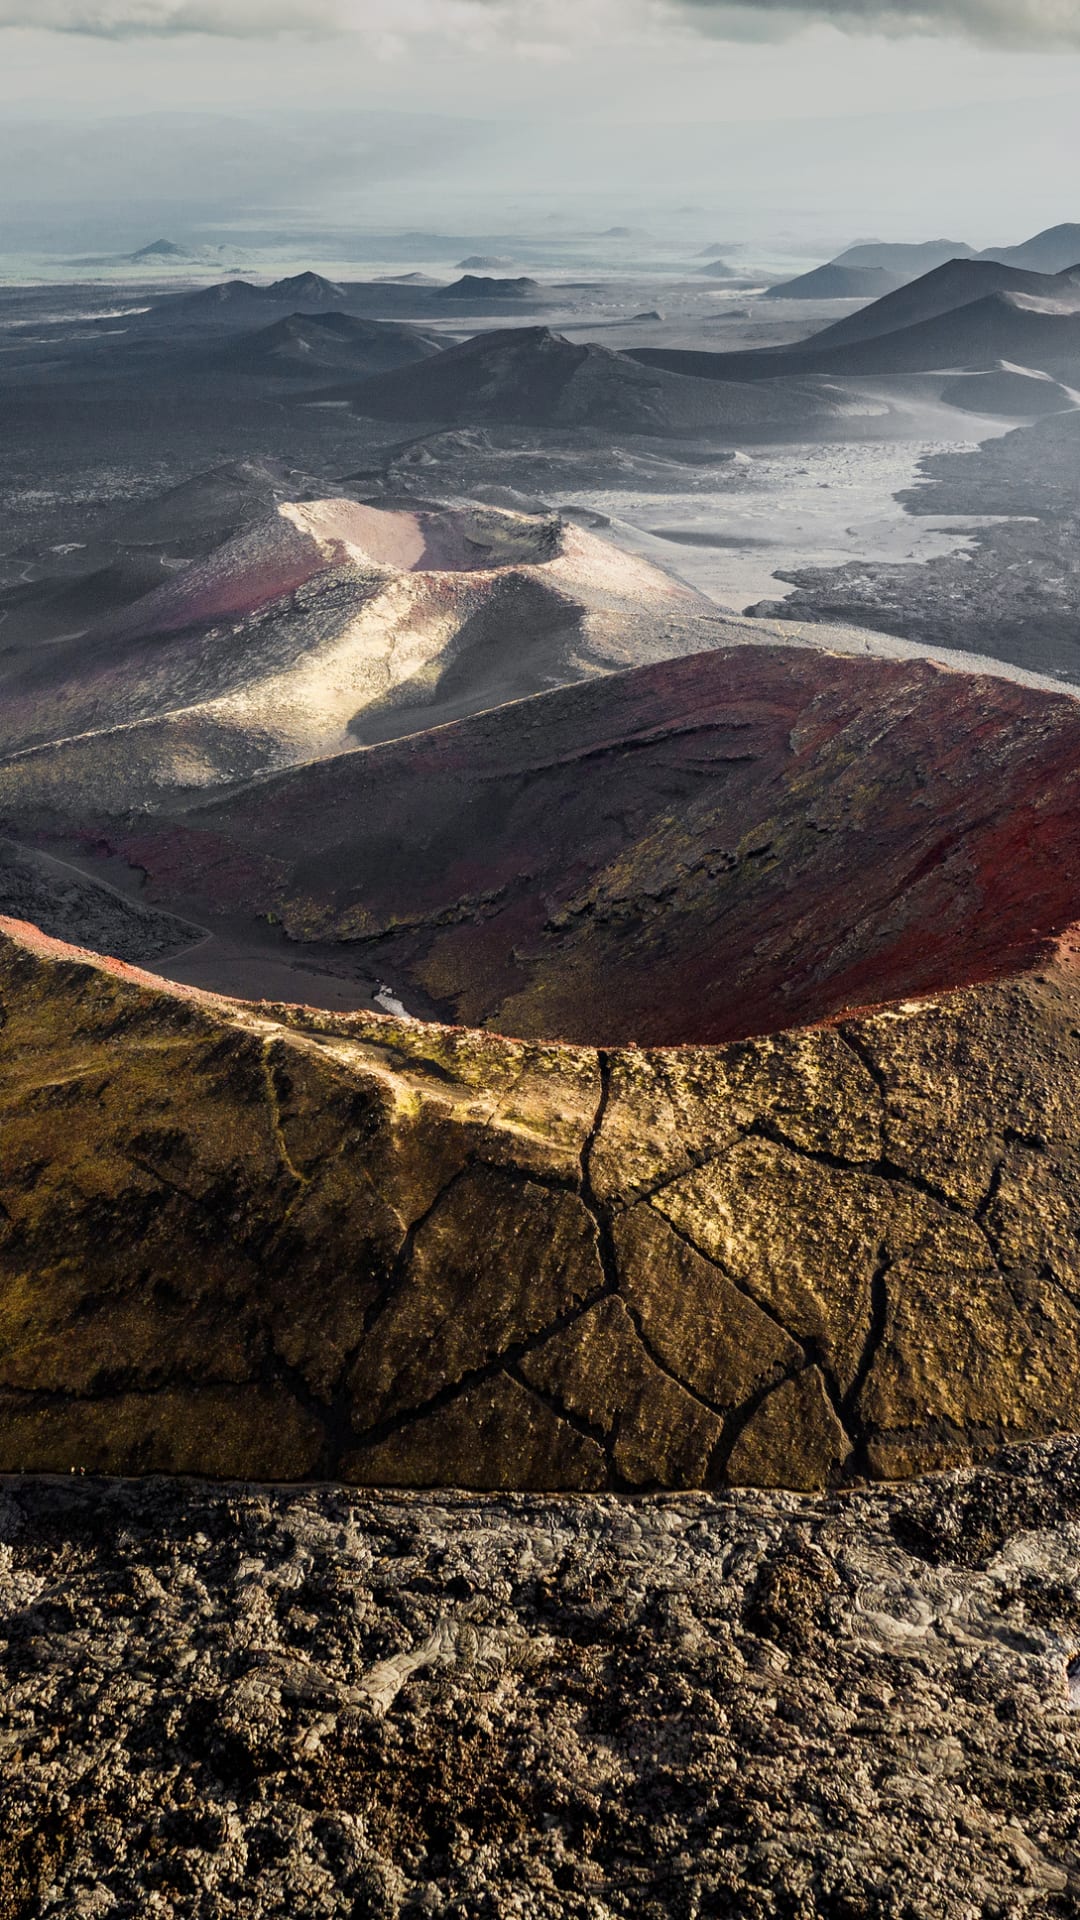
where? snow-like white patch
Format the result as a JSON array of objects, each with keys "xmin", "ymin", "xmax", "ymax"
[{"xmin": 374, "ymin": 983, "xmax": 413, "ymax": 1020}]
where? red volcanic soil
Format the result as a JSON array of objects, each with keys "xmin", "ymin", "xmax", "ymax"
[
  {"xmin": 76, "ymin": 501, "xmax": 557, "ymax": 653},
  {"xmin": 105, "ymin": 645, "xmax": 1080, "ymax": 1047}
]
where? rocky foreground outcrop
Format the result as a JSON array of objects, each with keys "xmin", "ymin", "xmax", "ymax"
[
  {"xmin": 3, "ymin": 1445, "xmax": 1080, "ymax": 1917},
  {"xmin": 6, "ymin": 912, "xmax": 1080, "ymax": 1490}
]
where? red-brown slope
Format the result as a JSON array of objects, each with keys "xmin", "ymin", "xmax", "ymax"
[{"xmin": 84, "ymin": 645, "xmax": 1080, "ymax": 1047}]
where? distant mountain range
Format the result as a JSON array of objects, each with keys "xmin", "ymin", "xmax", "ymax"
[
  {"xmin": 769, "ymin": 225, "xmax": 1080, "ymax": 301},
  {"xmin": 631, "ymin": 260, "xmax": 1080, "ymax": 392}
]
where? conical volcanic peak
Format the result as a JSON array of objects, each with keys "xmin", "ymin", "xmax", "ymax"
[
  {"xmin": 0, "ymin": 501, "xmax": 718, "ymax": 809},
  {"xmin": 209, "ymin": 311, "xmax": 442, "ymax": 378}
]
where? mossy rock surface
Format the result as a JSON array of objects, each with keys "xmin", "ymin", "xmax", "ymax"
[{"xmin": 5, "ymin": 914, "xmax": 1080, "ymax": 1490}]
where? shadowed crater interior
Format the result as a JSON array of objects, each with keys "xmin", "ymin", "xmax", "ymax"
[{"xmin": 118, "ymin": 643, "xmax": 1080, "ymax": 1047}]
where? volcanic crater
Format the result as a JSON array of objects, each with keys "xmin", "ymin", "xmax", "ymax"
[
  {"xmin": 111, "ymin": 643, "xmax": 1080, "ymax": 1050},
  {"xmin": 8, "ymin": 552, "xmax": 1080, "ymax": 1494}
]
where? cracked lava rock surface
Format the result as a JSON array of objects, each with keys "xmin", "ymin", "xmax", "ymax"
[
  {"xmin": 4, "ymin": 1444, "xmax": 1080, "ymax": 1918},
  {"xmin": 7, "ymin": 908, "xmax": 1080, "ymax": 1489}
]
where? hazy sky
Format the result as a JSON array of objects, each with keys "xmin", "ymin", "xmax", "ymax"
[{"xmin": 2, "ymin": 0, "xmax": 1078, "ymax": 245}]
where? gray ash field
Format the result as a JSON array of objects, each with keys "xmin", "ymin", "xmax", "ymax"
[{"xmin": 748, "ymin": 411, "xmax": 1080, "ymax": 683}]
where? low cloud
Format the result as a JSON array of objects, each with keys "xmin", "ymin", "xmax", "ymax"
[
  {"xmin": 680, "ymin": 0, "xmax": 1080, "ymax": 47},
  {"xmin": 2, "ymin": 0, "xmax": 1077, "ymax": 44},
  {"xmin": 0, "ymin": 0, "xmax": 341, "ymax": 32}
]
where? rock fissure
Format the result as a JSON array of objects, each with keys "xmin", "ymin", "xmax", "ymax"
[
  {"xmin": 621, "ymin": 1136, "xmax": 744, "ymax": 1211},
  {"xmin": 577, "ymin": 1050, "xmax": 621, "ymax": 1298},
  {"xmin": 842, "ymin": 1245, "xmax": 891, "ymax": 1473},
  {"xmin": 127, "ymin": 1156, "xmax": 268, "ymax": 1277},
  {"xmin": 799, "ymin": 1339, "xmax": 857, "ymax": 1452},
  {"xmin": 358, "ymin": 1159, "xmax": 481, "ymax": 1344},
  {"xmin": 643, "ymin": 1201, "xmax": 813, "ymax": 1364},
  {"xmin": 260, "ymin": 1040, "xmax": 310, "ymax": 1189},
  {"xmin": 345, "ymin": 1281, "xmax": 619, "ymax": 1459},
  {"xmin": 744, "ymin": 1115, "xmax": 1004, "ymax": 1234},
  {"xmin": 502, "ymin": 1360, "xmax": 626, "ymax": 1488},
  {"xmin": 617, "ymin": 1294, "xmax": 740, "ymax": 1424},
  {"xmin": 707, "ymin": 1360, "xmax": 817, "ymax": 1482}
]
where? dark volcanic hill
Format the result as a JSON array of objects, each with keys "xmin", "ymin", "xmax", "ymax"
[
  {"xmin": 434, "ymin": 275, "xmax": 541, "ymax": 300},
  {"xmin": 631, "ymin": 265, "xmax": 1080, "ymax": 384},
  {"xmin": 102, "ymin": 459, "xmax": 316, "ymax": 552},
  {"xmin": 824, "ymin": 290, "xmax": 1080, "ymax": 378},
  {"xmin": 160, "ymin": 278, "xmax": 265, "ymax": 312},
  {"xmin": 150, "ymin": 272, "xmax": 348, "ymax": 323},
  {"xmin": 98, "ymin": 645, "xmax": 1080, "ymax": 1051},
  {"xmin": 939, "ymin": 362, "xmax": 1079, "ymax": 418},
  {"xmin": 985, "ymin": 224, "xmax": 1080, "ymax": 273},
  {"xmin": 804, "ymin": 259, "xmax": 1080, "ymax": 352},
  {"xmin": 0, "ymin": 461, "xmax": 343, "ymax": 648},
  {"xmin": 343, "ymin": 326, "xmax": 880, "ymax": 435},
  {"xmin": 207, "ymin": 311, "xmax": 442, "ymax": 379},
  {"xmin": 270, "ymin": 272, "xmax": 347, "ymax": 305},
  {"xmin": 831, "ymin": 239, "xmax": 977, "ymax": 275},
  {"xmin": 764, "ymin": 264, "xmax": 905, "ymax": 301}
]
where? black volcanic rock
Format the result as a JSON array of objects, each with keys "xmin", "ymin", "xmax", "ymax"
[
  {"xmin": 0, "ymin": 838, "xmax": 194, "ymax": 962},
  {"xmin": 5, "ymin": 1460, "xmax": 1080, "ymax": 1913}
]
